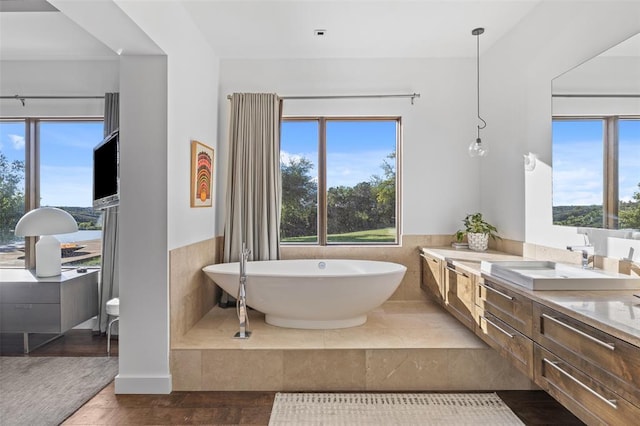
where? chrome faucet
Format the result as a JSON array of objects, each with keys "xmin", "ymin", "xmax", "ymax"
[
  {"xmin": 567, "ymin": 245, "xmax": 593, "ymax": 269},
  {"xmin": 234, "ymin": 243, "xmax": 252, "ymax": 339}
]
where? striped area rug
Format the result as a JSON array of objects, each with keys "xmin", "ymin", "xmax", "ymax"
[{"xmin": 269, "ymin": 392, "xmax": 525, "ymax": 425}]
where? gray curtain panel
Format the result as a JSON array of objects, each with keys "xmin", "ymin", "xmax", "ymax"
[
  {"xmin": 223, "ymin": 93, "xmax": 282, "ymax": 267},
  {"xmin": 97, "ymin": 92, "xmax": 120, "ymax": 333}
]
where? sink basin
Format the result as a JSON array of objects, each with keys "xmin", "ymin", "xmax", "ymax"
[{"xmin": 480, "ymin": 260, "xmax": 640, "ymax": 291}]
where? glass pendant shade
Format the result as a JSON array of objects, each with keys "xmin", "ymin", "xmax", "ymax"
[{"xmin": 468, "ymin": 137, "xmax": 488, "ymax": 157}]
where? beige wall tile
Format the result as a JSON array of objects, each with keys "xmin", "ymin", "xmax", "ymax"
[
  {"xmin": 171, "ymin": 350, "xmax": 202, "ymax": 391},
  {"xmin": 365, "ymin": 349, "xmax": 452, "ymax": 390},
  {"xmin": 445, "ymin": 348, "xmax": 536, "ymax": 390},
  {"xmin": 283, "ymin": 350, "xmax": 366, "ymax": 391},
  {"xmin": 201, "ymin": 349, "xmax": 284, "ymax": 391},
  {"xmin": 170, "ymin": 237, "xmax": 221, "ymax": 345}
]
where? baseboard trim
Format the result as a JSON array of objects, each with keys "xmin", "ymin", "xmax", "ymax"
[{"xmin": 114, "ymin": 373, "xmax": 172, "ymax": 394}]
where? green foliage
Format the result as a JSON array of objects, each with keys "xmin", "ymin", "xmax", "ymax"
[
  {"xmin": 455, "ymin": 212, "xmax": 499, "ymax": 242},
  {"xmin": 553, "ymin": 205, "xmax": 603, "ymax": 227},
  {"xmin": 619, "ymin": 183, "xmax": 640, "ymax": 229},
  {"xmin": 0, "ymin": 152, "xmax": 25, "ymax": 245},
  {"xmin": 280, "ymin": 157, "xmax": 317, "ymax": 239},
  {"xmin": 282, "ymin": 227, "xmax": 395, "ymax": 243},
  {"xmin": 280, "ymin": 151, "xmax": 396, "ymax": 242}
]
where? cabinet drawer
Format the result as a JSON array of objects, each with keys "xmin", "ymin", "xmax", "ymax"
[
  {"xmin": 0, "ymin": 282, "xmax": 60, "ymax": 303},
  {"xmin": 534, "ymin": 345, "xmax": 640, "ymax": 425},
  {"xmin": 420, "ymin": 253, "xmax": 444, "ymax": 304},
  {"xmin": 477, "ymin": 278, "xmax": 532, "ymax": 336},
  {"xmin": 0, "ymin": 303, "xmax": 61, "ymax": 333},
  {"xmin": 533, "ymin": 303, "xmax": 640, "ymax": 406},
  {"xmin": 445, "ymin": 262, "xmax": 475, "ymax": 330},
  {"xmin": 475, "ymin": 308, "xmax": 534, "ymax": 379}
]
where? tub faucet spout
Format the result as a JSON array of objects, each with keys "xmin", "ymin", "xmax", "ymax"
[{"xmin": 235, "ymin": 243, "xmax": 252, "ymax": 339}]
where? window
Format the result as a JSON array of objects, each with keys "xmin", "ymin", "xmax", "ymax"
[
  {"xmin": 280, "ymin": 117, "xmax": 400, "ymax": 245},
  {"xmin": 0, "ymin": 118, "xmax": 104, "ymax": 268},
  {"xmin": 552, "ymin": 116, "xmax": 640, "ymax": 229}
]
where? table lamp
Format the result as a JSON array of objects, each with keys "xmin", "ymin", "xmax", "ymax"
[{"xmin": 14, "ymin": 207, "xmax": 78, "ymax": 277}]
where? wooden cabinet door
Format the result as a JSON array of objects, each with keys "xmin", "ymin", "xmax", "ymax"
[
  {"xmin": 534, "ymin": 344, "xmax": 640, "ymax": 425},
  {"xmin": 420, "ymin": 253, "xmax": 444, "ymax": 304},
  {"xmin": 533, "ymin": 303, "xmax": 640, "ymax": 407},
  {"xmin": 444, "ymin": 262, "xmax": 475, "ymax": 330},
  {"xmin": 476, "ymin": 278, "xmax": 532, "ymax": 337},
  {"xmin": 475, "ymin": 307, "xmax": 534, "ymax": 379}
]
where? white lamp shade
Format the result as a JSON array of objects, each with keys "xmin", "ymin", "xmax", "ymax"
[{"xmin": 14, "ymin": 207, "xmax": 78, "ymax": 237}]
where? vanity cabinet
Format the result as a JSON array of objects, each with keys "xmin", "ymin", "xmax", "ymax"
[
  {"xmin": 475, "ymin": 278, "xmax": 534, "ymax": 379},
  {"xmin": 444, "ymin": 261, "xmax": 475, "ymax": 331},
  {"xmin": 533, "ymin": 303, "xmax": 640, "ymax": 418},
  {"xmin": 420, "ymin": 252, "xmax": 445, "ymax": 304}
]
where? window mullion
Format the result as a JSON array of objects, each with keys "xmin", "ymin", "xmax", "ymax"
[
  {"xmin": 24, "ymin": 119, "xmax": 39, "ymax": 269},
  {"xmin": 603, "ymin": 117, "xmax": 619, "ymax": 229},
  {"xmin": 318, "ymin": 118, "xmax": 327, "ymax": 245}
]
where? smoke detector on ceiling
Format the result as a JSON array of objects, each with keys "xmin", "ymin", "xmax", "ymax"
[{"xmin": 314, "ymin": 29, "xmax": 327, "ymax": 37}]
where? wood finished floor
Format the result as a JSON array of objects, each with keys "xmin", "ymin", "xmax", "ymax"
[{"xmin": 1, "ymin": 329, "xmax": 584, "ymax": 425}]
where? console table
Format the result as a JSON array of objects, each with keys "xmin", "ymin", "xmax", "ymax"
[{"xmin": 0, "ymin": 268, "xmax": 99, "ymax": 353}]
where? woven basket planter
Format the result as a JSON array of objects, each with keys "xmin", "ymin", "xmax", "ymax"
[{"xmin": 467, "ymin": 232, "xmax": 489, "ymax": 251}]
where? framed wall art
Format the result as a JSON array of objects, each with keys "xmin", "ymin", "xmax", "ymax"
[{"xmin": 190, "ymin": 140, "xmax": 214, "ymax": 207}]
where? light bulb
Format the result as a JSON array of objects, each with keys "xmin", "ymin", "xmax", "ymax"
[{"xmin": 468, "ymin": 138, "xmax": 487, "ymax": 157}]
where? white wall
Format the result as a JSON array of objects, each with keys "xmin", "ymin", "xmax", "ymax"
[
  {"xmin": 480, "ymin": 1, "xmax": 640, "ymax": 248},
  {"xmin": 217, "ymin": 58, "xmax": 481, "ymax": 237},
  {"xmin": 0, "ymin": 60, "xmax": 118, "ymax": 117},
  {"xmin": 116, "ymin": 1, "xmax": 221, "ymax": 250},
  {"xmin": 115, "ymin": 54, "xmax": 170, "ymax": 394}
]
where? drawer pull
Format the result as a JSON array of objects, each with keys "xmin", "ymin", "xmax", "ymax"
[
  {"xmin": 478, "ymin": 282, "xmax": 514, "ymax": 301},
  {"xmin": 543, "ymin": 358, "xmax": 617, "ymax": 409},
  {"xmin": 14, "ymin": 304, "xmax": 33, "ymax": 309},
  {"xmin": 480, "ymin": 315, "xmax": 515, "ymax": 339},
  {"xmin": 542, "ymin": 314, "xmax": 615, "ymax": 351},
  {"xmin": 446, "ymin": 265, "xmax": 468, "ymax": 278}
]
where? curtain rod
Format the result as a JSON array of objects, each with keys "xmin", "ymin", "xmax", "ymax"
[
  {"xmin": 227, "ymin": 92, "xmax": 421, "ymax": 105},
  {"xmin": 552, "ymin": 94, "xmax": 640, "ymax": 98},
  {"xmin": 1, "ymin": 94, "xmax": 105, "ymax": 107}
]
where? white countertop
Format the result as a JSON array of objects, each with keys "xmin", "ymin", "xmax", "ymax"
[{"xmin": 0, "ymin": 268, "xmax": 98, "ymax": 283}]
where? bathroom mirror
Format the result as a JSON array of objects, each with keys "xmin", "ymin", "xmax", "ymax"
[{"xmin": 551, "ymin": 32, "xmax": 640, "ymax": 230}]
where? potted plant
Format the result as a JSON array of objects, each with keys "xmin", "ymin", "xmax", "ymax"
[{"xmin": 455, "ymin": 212, "xmax": 499, "ymax": 251}]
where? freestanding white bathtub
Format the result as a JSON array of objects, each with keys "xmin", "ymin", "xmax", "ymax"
[{"xmin": 203, "ymin": 259, "xmax": 406, "ymax": 329}]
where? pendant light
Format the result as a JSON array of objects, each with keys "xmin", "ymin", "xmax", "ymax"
[{"xmin": 469, "ymin": 27, "xmax": 487, "ymax": 157}]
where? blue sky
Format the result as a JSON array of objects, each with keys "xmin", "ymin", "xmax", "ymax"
[
  {"xmin": 0, "ymin": 120, "xmax": 103, "ymax": 207},
  {"xmin": 281, "ymin": 119, "xmax": 397, "ymax": 188},
  {"xmin": 3, "ymin": 118, "xmax": 637, "ymax": 208},
  {"xmin": 553, "ymin": 119, "xmax": 640, "ymax": 206}
]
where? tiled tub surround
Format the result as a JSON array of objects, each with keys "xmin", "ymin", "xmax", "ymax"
[
  {"xmin": 169, "ymin": 235, "xmax": 534, "ymax": 392},
  {"xmin": 171, "ymin": 300, "xmax": 535, "ymax": 391},
  {"xmin": 170, "ymin": 237, "xmax": 223, "ymax": 345}
]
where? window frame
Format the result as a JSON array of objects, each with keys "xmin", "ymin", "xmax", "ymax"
[
  {"xmin": 1, "ymin": 116, "xmax": 103, "ymax": 268},
  {"xmin": 552, "ymin": 114, "xmax": 639, "ymax": 229},
  {"xmin": 281, "ymin": 115, "xmax": 402, "ymax": 246}
]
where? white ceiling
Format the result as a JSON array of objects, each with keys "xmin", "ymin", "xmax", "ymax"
[{"xmin": 0, "ymin": 0, "xmax": 544, "ymax": 60}]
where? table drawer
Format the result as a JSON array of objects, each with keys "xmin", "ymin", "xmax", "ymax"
[
  {"xmin": 0, "ymin": 303, "xmax": 61, "ymax": 333},
  {"xmin": 0, "ymin": 282, "xmax": 60, "ymax": 303},
  {"xmin": 477, "ymin": 278, "xmax": 532, "ymax": 336},
  {"xmin": 534, "ymin": 345, "xmax": 640, "ymax": 425},
  {"xmin": 475, "ymin": 308, "xmax": 534, "ymax": 379},
  {"xmin": 533, "ymin": 303, "xmax": 640, "ymax": 406}
]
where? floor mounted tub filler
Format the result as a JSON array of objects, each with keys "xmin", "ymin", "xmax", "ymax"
[{"xmin": 203, "ymin": 259, "xmax": 407, "ymax": 329}]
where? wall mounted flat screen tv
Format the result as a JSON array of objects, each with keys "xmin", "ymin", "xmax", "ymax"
[{"xmin": 93, "ymin": 129, "xmax": 120, "ymax": 210}]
